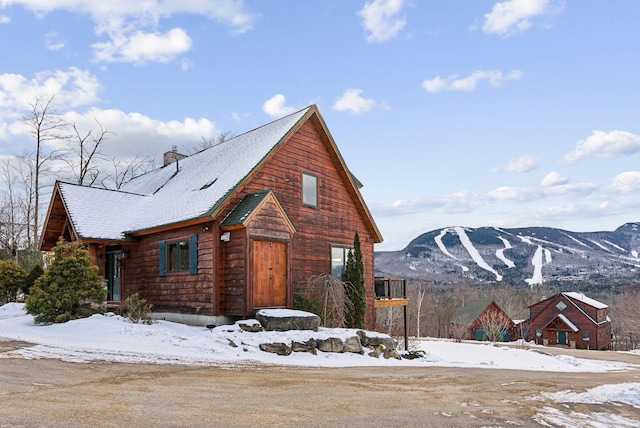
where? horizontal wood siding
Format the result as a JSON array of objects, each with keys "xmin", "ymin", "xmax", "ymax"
[
  {"xmin": 232, "ymin": 120, "xmax": 377, "ymax": 327},
  {"xmin": 528, "ymin": 295, "xmax": 611, "ymax": 349},
  {"xmin": 126, "ymin": 223, "xmax": 216, "ymax": 315},
  {"xmin": 219, "ymin": 228, "xmax": 247, "ymax": 316}
]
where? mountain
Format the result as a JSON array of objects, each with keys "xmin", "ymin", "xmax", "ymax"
[{"xmin": 375, "ymin": 223, "xmax": 640, "ymax": 288}]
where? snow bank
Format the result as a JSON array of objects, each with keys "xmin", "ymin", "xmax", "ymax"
[{"xmin": 0, "ymin": 304, "xmax": 633, "ymax": 371}]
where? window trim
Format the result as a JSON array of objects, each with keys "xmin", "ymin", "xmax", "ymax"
[
  {"xmin": 302, "ymin": 172, "xmax": 318, "ymax": 208},
  {"xmin": 159, "ymin": 235, "xmax": 198, "ymax": 276}
]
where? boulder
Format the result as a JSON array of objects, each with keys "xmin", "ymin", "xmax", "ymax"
[
  {"xmin": 259, "ymin": 342, "xmax": 292, "ymax": 356},
  {"xmin": 256, "ymin": 309, "xmax": 320, "ymax": 332},
  {"xmin": 239, "ymin": 322, "xmax": 263, "ymax": 333},
  {"xmin": 357, "ymin": 330, "xmax": 396, "ymax": 350},
  {"xmin": 291, "ymin": 339, "xmax": 318, "ymax": 353},
  {"xmin": 342, "ymin": 336, "xmax": 363, "ymax": 354},
  {"xmin": 317, "ymin": 337, "xmax": 344, "ymax": 353}
]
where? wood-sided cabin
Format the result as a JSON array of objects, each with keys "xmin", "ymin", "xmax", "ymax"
[
  {"xmin": 451, "ymin": 300, "xmax": 515, "ymax": 341},
  {"xmin": 39, "ymin": 105, "xmax": 383, "ymax": 328},
  {"xmin": 526, "ymin": 292, "xmax": 611, "ymax": 350}
]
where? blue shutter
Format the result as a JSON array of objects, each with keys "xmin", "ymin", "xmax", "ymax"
[
  {"xmin": 159, "ymin": 241, "xmax": 166, "ymax": 277},
  {"xmin": 189, "ymin": 234, "xmax": 198, "ymax": 274}
]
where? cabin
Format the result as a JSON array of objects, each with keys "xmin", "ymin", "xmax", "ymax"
[
  {"xmin": 451, "ymin": 300, "xmax": 514, "ymax": 342},
  {"xmin": 526, "ymin": 292, "xmax": 611, "ymax": 350},
  {"xmin": 39, "ymin": 105, "xmax": 383, "ymax": 328}
]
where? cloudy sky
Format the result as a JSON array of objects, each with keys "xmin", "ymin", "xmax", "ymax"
[{"xmin": 0, "ymin": 0, "xmax": 639, "ymax": 251}]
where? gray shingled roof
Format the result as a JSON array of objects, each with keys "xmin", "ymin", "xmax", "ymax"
[
  {"xmin": 452, "ymin": 300, "xmax": 493, "ymax": 324},
  {"xmin": 55, "ymin": 107, "xmax": 311, "ymax": 240}
]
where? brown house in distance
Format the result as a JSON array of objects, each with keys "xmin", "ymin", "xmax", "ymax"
[
  {"xmin": 526, "ymin": 292, "xmax": 611, "ymax": 350},
  {"xmin": 451, "ymin": 300, "xmax": 515, "ymax": 341},
  {"xmin": 39, "ymin": 105, "xmax": 383, "ymax": 328}
]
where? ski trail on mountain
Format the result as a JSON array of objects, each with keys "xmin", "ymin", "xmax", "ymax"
[
  {"xmin": 496, "ymin": 236, "xmax": 515, "ymax": 268},
  {"xmin": 453, "ymin": 226, "xmax": 503, "ymax": 281}
]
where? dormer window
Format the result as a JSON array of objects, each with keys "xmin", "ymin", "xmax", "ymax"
[{"xmin": 302, "ymin": 173, "xmax": 318, "ymax": 207}]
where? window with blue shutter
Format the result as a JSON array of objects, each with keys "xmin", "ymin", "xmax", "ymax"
[{"xmin": 161, "ymin": 235, "xmax": 198, "ymax": 275}]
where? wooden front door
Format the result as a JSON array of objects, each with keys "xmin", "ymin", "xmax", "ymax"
[{"xmin": 252, "ymin": 240, "xmax": 287, "ymax": 309}]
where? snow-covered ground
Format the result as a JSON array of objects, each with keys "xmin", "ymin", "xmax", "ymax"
[
  {"xmin": 2, "ymin": 303, "xmax": 639, "ymax": 426},
  {"xmin": 0, "ymin": 303, "xmax": 633, "ymax": 372}
]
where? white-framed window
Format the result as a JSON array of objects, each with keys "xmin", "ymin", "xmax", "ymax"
[{"xmin": 302, "ymin": 172, "xmax": 318, "ymax": 207}]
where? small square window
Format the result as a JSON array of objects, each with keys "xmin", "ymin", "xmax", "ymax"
[
  {"xmin": 168, "ymin": 240, "xmax": 190, "ymax": 272},
  {"xmin": 302, "ymin": 173, "xmax": 318, "ymax": 207},
  {"xmin": 556, "ymin": 301, "xmax": 567, "ymax": 311}
]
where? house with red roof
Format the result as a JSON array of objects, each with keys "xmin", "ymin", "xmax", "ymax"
[
  {"xmin": 526, "ymin": 292, "xmax": 611, "ymax": 350},
  {"xmin": 39, "ymin": 106, "xmax": 383, "ymax": 328}
]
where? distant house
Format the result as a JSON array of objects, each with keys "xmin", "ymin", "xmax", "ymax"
[
  {"xmin": 526, "ymin": 292, "xmax": 611, "ymax": 350},
  {"xmin": 39, "ymin": 105, "xmax": 383, "ymax": 328},
  {"xmin": 452, "ymin": 300, "xmax": 514, "ymax": 342}
]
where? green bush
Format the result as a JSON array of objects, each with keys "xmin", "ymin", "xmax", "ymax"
[
  {"xmin": 24, "ymin": 264, "xmax": 44, "ymax": 295},
  {"xmin": 0, "ymin": 260, "xmax": 27, "ymax": 304},
  {"xmin": 26, "ymin": 240, "xmax": 106, "ymax": 324},
  {"xmin": 117, "ymin": 293, "xmax": 153, "ymax": 324}
]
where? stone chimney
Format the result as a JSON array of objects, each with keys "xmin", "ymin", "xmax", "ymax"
[{"xmin": 163, "ymin": 145, "xmax": 187, "ymax": 167}]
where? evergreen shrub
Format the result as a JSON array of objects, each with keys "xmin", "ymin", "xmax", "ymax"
[
  {"xmin": 26, "ymin": 240, "xmax": 106, "ymax": 324},
  {"xmin": 0, "ymin": 260, "xmax": 27, "ymax": 304}
]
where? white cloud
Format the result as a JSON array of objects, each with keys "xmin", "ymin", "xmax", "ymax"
[
  {"xmin": 0, "ymin": 14, "xmax": 10, "ymax": 24},
  {"xmin": 44, "ymin": 31, "xmax": 65, "ymax": 51},
  {"xmin": 563, "ymin": 130, "xmax": 640, "ymax": 163},
  {"xmin": 358, "ymin": 0, "xmax": 406, "ymax": 43},
  {"xmin": 488, "ymin": 186, "xmax": 542, "ymax": 202},
  {"xmin": 333, "ymin": 89, "xmax": 377, "ymax": 114},
  {"xmin": 92, "ymin": 28, "xmax": 192, "ymax": 65},
  {"xmin": 1, "ymin": 0, "xmax": 256, "ymax": 64},
  {"xmin": 541, "ymin": 171, "xmax": 568, "ymax": 186},
  {"xmin": 609, "ymin": 171, "xmax": 640, "ymax": 194},
  {"xmin": 263, "ymin": 94, "xmax": 296, "ymax": 118},
  {"xmin": 504, "ymin": 155, "xmax": 538, "ymax": 173},
  {"xmin": 422, "ymin": 69, "xmax": 523, "ymax": 93},
  {"xmin": 482, "ymin": 0, "xmax": 564, "ymax": 38},
  {"xmin": 0, "ymin": 68, "xmax": 101, "ymax": 112}
]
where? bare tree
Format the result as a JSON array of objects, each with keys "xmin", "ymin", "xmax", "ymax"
[
  {"xmin": 477, "ymin": 309, "xmax": 512, "ymax": 342},
  {"xmin": 414, "ymin": 280, "xmax": 427, "ymax": 337},
  {"xmin": 190, "ymin": 131, "xmax": 236, "ymax": 153},
  {"xmin": 65, "ymin": 120, "xmax": 113, "ymax": 186},
  {"xmin": 103, "ymin": 154, "xmax": 156, "ymax": 190},
  {"xmin": 610, "ymin": 290, "xmax": 640, "ymax": 351},
  {"xmin": 20, "ymin": 95, "xmax": 70, "ymax": 245},
  {"xmin": 0, "ymin": 159, "xmax": 28, "ymax": 260},
  {"xmin": 451, "ymin": 314, "xmax": 472, "ymax": 342}
]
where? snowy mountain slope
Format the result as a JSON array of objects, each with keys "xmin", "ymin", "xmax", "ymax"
[{"xmin": 375, "ymin": 223, "xmax": 640, "ymax": 287}]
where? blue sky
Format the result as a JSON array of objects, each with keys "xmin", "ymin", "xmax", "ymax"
[{"xmin": 1, "ymin": 0, "xmax": 639, "ymax": 251}]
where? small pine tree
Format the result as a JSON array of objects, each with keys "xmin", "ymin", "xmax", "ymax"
[
  {"xmin": 24, "ymin": 264, "xmax": 44, "ymax": 295},
  {"xmin": 0, "ymin": 260, "xmax": 27, "ymax": 304},
  {"xmin": 343, "ymin": 232, "xmax": 366, "ymax": 329},
  {"xmin": 26, "ymin": 239, "xmax": 106, "ymax": 324}
]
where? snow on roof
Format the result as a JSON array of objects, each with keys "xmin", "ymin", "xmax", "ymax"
[
  {"xmin": 58, "ymin": 183, "xmax": 146, "ymax": 241},
  {"xmin": 59, "ymin": 107, "xmax": 311, "ymax": 240},
  {"xmin": 557, "ymin": 313, "xmax": 579, "ymax": 332},
  {"xmin": 563, "ymin": 292, "xmax": 608, "ymax": 309}
]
